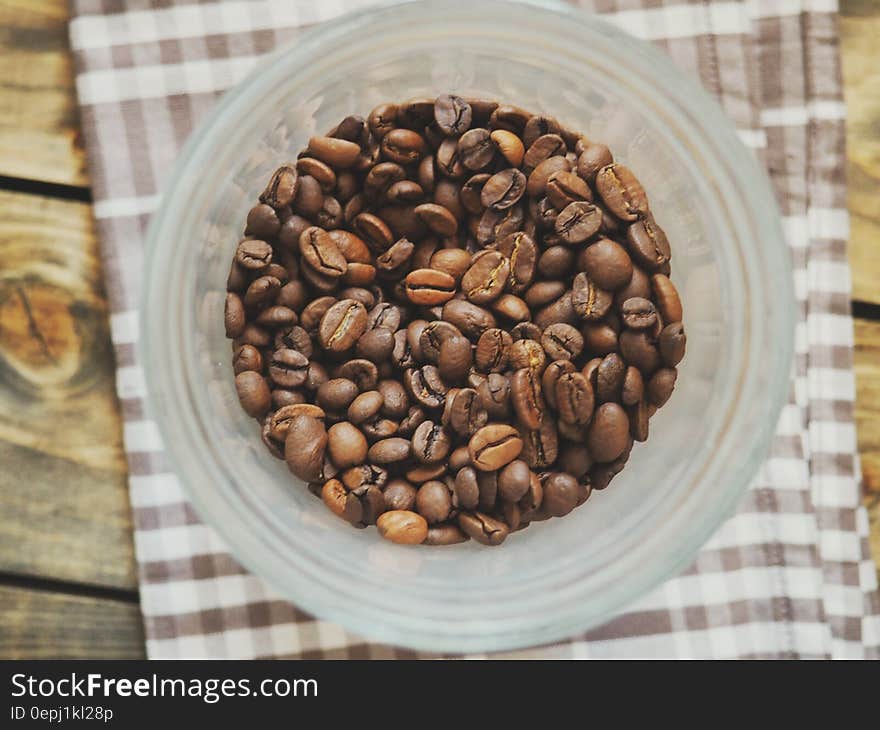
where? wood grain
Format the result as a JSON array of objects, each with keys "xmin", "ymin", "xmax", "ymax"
[
  {"xmin": 0, "ymin": 188, "xmax": 134, "ymax": 589},
  {"xmin": 0, "ymin": 585, "xmax": 145, "ymax": 659},
  {"xmin": 841, "ymin": 0, "xmax": 880, "ymax": 306},
  {"xmin": 0, "ymin": 0, "xmax": 87, "ymax": 187}
]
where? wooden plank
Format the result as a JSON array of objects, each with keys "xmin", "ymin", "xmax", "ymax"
[
  {"xmin": 855, "ymin": 317, "xmax": 880, "ymax": 496},
  {"xmin": 0, "ymin": 585, "xmax": 145, "ymax": 659},
  {"xmin": 0, "ymin": 188, "xmax": 135, "ymax": 589},
  {"xmin": 841, "ymin": 0, "xmax": 880, "ymax": 306},
  {"xmin": 0, "ymin": 0, "xmax": 87, "ymax": 187}
]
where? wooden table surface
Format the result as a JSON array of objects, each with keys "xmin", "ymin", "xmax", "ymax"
[{"xmin": 0, "ymin": 0, "xmax": 877, "ymax": 659}]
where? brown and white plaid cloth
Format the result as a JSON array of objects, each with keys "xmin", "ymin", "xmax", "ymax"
[{"xmin": 69, "ymin": 0, "xmax": 880, "ymax": 658}]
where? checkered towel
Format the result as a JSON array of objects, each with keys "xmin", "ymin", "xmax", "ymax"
[{"xmin": 69, "ymin": 0, "xmax": 880, "ymax": 658}]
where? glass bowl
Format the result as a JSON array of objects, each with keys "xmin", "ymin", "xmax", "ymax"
[{"xmin": 141, "ymin": 0, "xmax": 794, "ymax": 652}]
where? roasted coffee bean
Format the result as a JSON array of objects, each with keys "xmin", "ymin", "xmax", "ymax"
[
  {"xmin": 316, "ymin": 378, "xmax": 359, "ymax": 412},
  {"xmin": 438, "ymin": 335, "xmax": 473, "ymax": 384},
  {"xmin": 318, "ymin": 299, "xmax": 368, "ymax": 352},
  {"xmin": 475, "ymin": 328, "xmax": 512, "ymax": 373},
  {"xmin": 425, "ymin": 523, "xmax": 469, "ymax": 545},
  {"xmin": 458, "ymin": 128, "xmax": 495, "ymax": 170},
  {"xmin": 476, "ymin": 204, "xmax": 524, "ymax": 246},
  {"xmin": 367, "ymin": 302, "xmax": 402, "ymax": 332},
  {"xmin": 508, "ymin": 338, "xmax": 547, "ymax": 373},
  {"xmin": 375, "ymin": 237, "xmax": 415, "ymax": 279},
  {"xmin": 555, "ymin": 201, "xmax": 601, "ymax": 244},
  {"xmin": 447, "ymin": 388, "xmax": 488, "ymax": 437},
  {"xmin": 414, "ymin": 203, "xmax": 458, "ymax": 237},
  {"xmin": 587, "ymin": 402, "xmax": 630, "ymax": 462},
  {"xmin": 296, "ymin": 157, "xmax": 336, "ymax": 192},
  {"xmin": 380, "ymin": 128, "xmax": 426, "ymax": 165},
  {"xmin": 596, "ymin": 353, "xmax": 626, "ymax": 403},
  {"xmin": 412, "ymin": 420, "xmax": 452, "ymax": 464},
  {"xmin": 341, "ymin": 464, "xmax": 388, "ymax": 492},
  {"xmin": 453, "ymin": 466, "xmax": 481, "ymax": 510},
  {"xmin": 300, "ymin": 296, "xmax": 337, "ymax": 333},
  {"xmin": 275, "ymin": 324, "xmax": 312, "ymax": 356},
  {"xmin": 377, "ymin": 510, "xmax": 428, "ymax": 544},
  {"xmin": 476, "ymin": 373, "xmax": 511, "ymax": 420},
  {"xmin": 525, "ymin": 280, "xmax": 566, "ymax": 309},
  {"xmin": 418, "ymin": 321, "xmax": 460, "ymax": 362},
  {"xmin": 347, "ymin": 390, "xmax": 384, "ymax": 424},
  {"xmin": 235, "ymin": 239, "xmax": 272, "ymax": 270},
  {"xmin": 305, "ymin": 361, "xmax": 329, "ymax": 391},
  {"xmin": 246, "ymin": 203, "xmax": 281, "ymax": 238},
  {"xmin": 225, "ymin": 293, "xmax": 246, "ymax": 338},
  {"xmin": 576, "ymin": 143, "xmax": 612, "ymax": 182},
  {"xmin": 269, "ymin": 404, "xmax": 325, "ymax": 442},
  {"xmin": 235, "ymin": 371, "xmax": 271, "ymax": 417},
  {"xmin": 537, "ymin": 245, "xmax": 574, "ymax": 280},
  {"xmin": 595, "ymin": 163, "xmax": 648, "ymax": 221},
  {"xmin": 628, "ymin": 399, "xmax": 650, "ymax": 442},
  {"xmin": 384, "ymin": 479, "xmax": 418, "ymax": 511},
  {"xmin": 658, "ymin": 321, "xmax": 686, "ymax": 367},
  {"xmin": 572, "ymin": 272, "xmax": 613, "ymax": 321},
  {"xmin": 555, "ymin": 372, "xmax": 594, "ymax": 426},
  {"xmin": 434, "ymin": 94, "xmax": 472, "ymax": 135},
  {"xmin": 461, "ymin": 250, "xmax": 509, "ymax": 304},
  {"xmin": 627, "ymin": 216, "xmax": 671, "ymax": 271},
  {"xmin": 308, "ymin": 136, "xmax": 360, "ymax": 168},
  {"xmin": 368, "ymin": 437, "xmax": 412, "ymax": 465},
  {"xmin": 360, "ymin": 417, "xmax": 399, "ymax": 441},
  {"xmin": 546, "ymin": 170, "xmax": 592, "ymax": 210},
  {"xmin": 321, "ymin": 478, "xmax": 348, "ymax": 518},
  {"xmin": 510, "ymin": 322, "xmax": 542, "ymax": 342},
  {"xmin": 621, "ymin": 297, "xmax": 658, "ymax": 329},
  {"xmin": 535, "ymin": 291, "xmax": 578, "ymax": 330},
  {"xmin": 327, "ymin": 422, "xmax": 368, "ymax": 468},
  {"xmin": 558, "ymin": 444, "xmax": 592, "ymax": 479},
  {"xmin": 581, "ymin": 321, "xmax": 619, "ymax": 355},
  {"xmin": 579, "ymin": 238, "xmax": 633, "ymax": 290},
  {"xmin": 523, "ymin": 133, "xmax": 566, "ymax": 171},
  {"xmin": 429, "ymin": 249, "xmax": 472, "ymax": 283},
  {"xmin": 285, "ymin": 414, "xmax": 327, "ymax": 482},
  {"xmin": 621, "ymin": 366, "xmax": 644, "ymax": 406},
  {"xmin": 254, "ymin": 305, "xmax": 297, "ymax": 329},
  {"xmin": 541, "ymin": 360, "xmax": 575, "ymax": 411},
  {"xmin": 406, "ymin": 464, "xmax": 446, "ymax": 483},
  {"xmin": 541, "ymin": 323, "xmax": 584, "ymax": 361},
  {"xmin": 233, "ymin": 344, "xmax": 263, "ymax": 375},
  {"xmin": 490, "ymin": 129, "xmax": 525, "ymax": 167},
  {"xmin": 469, "ymin": 424, "xmax": 523, "ymax": 471},
  {"xmin": 519, "ymin": 418, "xmax": 558, "ymax": 470},
  {"xmin": 652, "ymin": 274, "xmax": 683, "ymax": 324},
  {"xmin": 335, "ymin": 358, "xmax": 379, "ymax": 390},
  {"xmin": 526, "ymin": 156, "xmax": 571, "ymax": 197},
  {"xmin": 457, "ymin": 511, "xmax": 509, "ymax": 546},
  {"xmin": 404, "ymin": 365, "xmax": 448, "ymax": 409},
  {"xmin": 293, "ymin": 174, "xmax": 324, "ymax": 218},
  {"xmin": 260, "ymin": 163, "xmax": 299, "ymax": 209},
  {"xmin": 491, "ymin": 294, "xmax": 529, "ymax": 322},
  {"xmin": 268, "ymin": 349, "xmax": 309, "ymax": 388},
  {"xmin": 481, "ymin": 168, "xmax": 527, "ymax": 210},
  {"xmin": 543, "ymin": 472, "xmax": 580, "ymax": 517},
  {"xmin": 498, "ymin": 459, "xmax": 531, "ymax": 502},
  {"xmin": 442, "ymin": 299, "xmax": 497, "ymax": 339},
  {"xmin": 353, "ymin": 212, "xmax": 394, "ymax": 252},
  {"xmin": 510, "ymin": 368, "xmax": 545, "ymax": 430},
  {"xmin": 404, "ymin": 268, "xmax": 457, "ymax": 306},
  {"xmin": 619, "ymin": 330, "xmax": 661, "ymax": 374},
  {"xmin": 647, "ymin": 368, "xmax": 678, "ymax": 407},
  {"xmin": 355, "ymin": 326, "xmax": 395, "ymax": 363},
  {"xmin": 416, "ymin": 480, "xmax": 453, "ymax": 524}
]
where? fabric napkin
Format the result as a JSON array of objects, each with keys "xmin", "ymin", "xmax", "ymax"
[{"xmin": 69, "ymin": 0, "xmax": 880, "ymax": 658}]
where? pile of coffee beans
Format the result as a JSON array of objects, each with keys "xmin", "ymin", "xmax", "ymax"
[{"xmin": 225, "ymin": 95, "xmax": 686, "ymax": 547}]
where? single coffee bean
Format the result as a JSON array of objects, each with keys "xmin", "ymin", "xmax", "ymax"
[
  {"xmin": 355, "ymin": 326, "xmax": 395, "ymax": 363},
  {"xmin": 647, "ymin": 367, "xmax": 678, "ymax": 407},
  {"xmin": 475, "ymin": 328, "xmax": 512, "ymax": 373},
  {"xmin": 368, "ymin": 437, "xmax": 412, "ymax": 465},
  {"xmin": 571, "ymin": 271, "xmax": 613, "ymax": 321},
  {"xmin": 621, "ymin": 297, "xmax": 658, "ymax": 329},
  {"xmin": 555, "ymin": 372, "xmax": 594, "ymax": 426},
  {"xmin": 526, "ymin": 156, "xmax": 571, "ymax": 197},
  {"xmin": 416, "ymin": 480, "xmax": 453, "ymax": 524},
  {"xmin": 628, "ymin": 399, "xmax": 650, "ymax": 442},
  {"xmin": 353, "ymin": 212, "xmax": 394, "ymax": 252},
  {"xmin": 430, "ymin": 248, "xmax": 472, "ymax": 283},
  {"xmin": 525, "ymin": 280, "xmax": 566, "ymax": 310},
  {"xmin": 414, "ymin": 203, "xmax": 458, "ymax": 237},
  {"xmin": 543, "ymin": 472, "xmax": 580, "ymax": 517},
  {"xmin": 619, "ymin": 330, "xmax": 661, "ymax": 374},
  {"xmin": 457, "ymin": 511, "xmax": 509, "ymax": 546},
  {"xmin": 367, "ymin": 302, "xmax": 402, "ymax": 332},
  {"xmin": 537, "ymin": 245, "xmax": 575, "ymax": 280},
  {"xmin": 586, "ymin": 402, "xmax": 630, "ymax": 462},
  {"xmin": 576, "ymin": 143, "xmax": 613, "ymax": 181},
  {"xmin": 255, "ymin": 305, "xmax": 297, "ymax": 328},
  {"xmin": 318, "ymin": 299, "xmax": 368, "ymax": 352},
  {"xmin": 321, "ymin": 478, "xmax": 349, "ymax": 518},
  {"xmin": 523, "ymin": 133, "xmax": 566, "ymax": 171},
  {"xmin": 292, "ymin": 174, "xmax": 324, "ymax": 218},
  {"xmin": 490, "ymin": 129, "xmax": 525, "ymax": 167},
  {"xmin": 235, "ymin": 239, "xmax": 272, "ymax": 270},
  {"xmin": 461, "ymin": 250, "xmax": 509, "ymax": 304},
  {"xmin": 434, "ymin": 94, "xmax": 472, "ymax": 135},
  {"xmin": 404, "ymin": 268, "xmax": 457, "ymax": 306},
  {"xmin": 510, "ymin": 368, "xmax": 545, "ymax": 430},
  {"xmin": 546, "ymin": 170, "xmax": 592, "ymax": 209},
  {"xmin": 285, "ymin": 414, "xmax": 328, "ymax": 482},
  {"xmin": 308, "ymin": 135, "xmax": 361, "ymax": 168},
  {"xmin": 269, "ymin": 404, "xmax": 325, "ymax": 443},
  {"xmin": 335, "ymin": 358, "xmax": 379, "ymax": 390},
  {"xmin": 581, "ymin": 321, "xmax": 619, "ymax": 355},
  {"xmin": 446, "ymin": 387, "xmax": 488, "ymax": 437},
  {"xmin": 535, "ymin": 291, "xmax": 578, "ymax": 330},
  {"xmin": 555, "ymin": 201, "xmax": 602, "ymax": 244},
  {"xmin": 453, "ymin": 466, "xmax": 481, "ymax": 510},
  {"xmin": 269, "ymin": 348, "xmax": 309, "ymax": 388},
  {"xmin": 233, "ymin": 344, "xmax": 263, "ymax": 375},
  {"xmin": 327, "ymin": 421, "xmax": 368, "ymax": 468},
  {"xmin": 406, "ymin": 464, "xmax": 446, "ymax": 483},
  {"xmin": 469, "ymin": 424, "xmax": 523, "ymax": 471},
  {"xmin": 316, "ymin": 378, "xmax": 359, "ymax": 412},
  {"xmin": 442, "ymin": 299, "xmax": 497, "ymax": 339},
  {"xmin": 621, "ymin": 366, "xmax": 645, "ymax": 406},
  {"xmin": 296, "ymin": 157, "xmax": 336, "ymax": 192},
  {"xmin": 658, "ymin": 321, "xmax": 686, "ymax": 367},
  {"xmin": 652, "ymin": 274, "xmax": 683, "ymax": 324},
  {"xmin": 519, "ymin": 418, "xmax": 559, "ymax": 470},
  {"xmin": 476, "ymin": 373, "xmax": 511, "ymax": 420},
  {"xmin": 404, "ymin": 365, "xmax": 448, "ymax": 409},
  {"xmin": 246, "ymin": 202, "xmax": 280, "ymax": 238},
  {"xmin": 481, "ymin": 168, "xmax": 527, "ymax": 210},
  {"xmin": 491, "ymin": 293, "xmax": 530, "ymax": 322},
  {"xmin": 418, "ymin": 321, "xmax": 460, "ymax": 362},
  {"xmin": 225, "ymin": 293, "xmax": 246, "ymax": 338},
  {"xmin": 377, "ymin": 510, "xmax": 428, "ymax": 544},
  {"xmin": 234, "ymin": 371, "xmax": 271, "ymax": 417},
  {"xmin": 438, "ymin": 335, "xmax": 473, "ymax": 384},
  {"xmin": 595, "ymin": 163, "xmax": 649, "ymax": 221},
  {"xmin": 458, "ymin": 128, "xmax": 495, "ymax": 170},
  {"xmin": 541, "ymin": 360, "xmax": 575, "ymax": 411},
  {"xmin": 510, "ymin": 321, "xmax": 542, "ymax": 342},
  {"xmin": 558, "ymin": 444, "xmax": 592, "ymax": 479},
  {"xmin": 541, "ymin": 323, "xmax": 584, "ymax": 361},
  {"xmin": 380, "ymin": 128, "xmax": 426, "ymax": 165},
  {"xmin": 425, "ymin": 523, "xmax": 470, "ymax": 545},
  {"xmin": 347, "ymin": 390, "xmax": 384, "ymax": 424},
  {"xmin": 341, "ymin": 464, "xmax": 389, "ymax": 492},
  {"xmin": 596, "ymin": 353, "xmax": 626, "ymax": 403},
  {"xmin": 508, "ymin": 338, "xmax": 547, "ymax": 373},
  {"xmin": 384, "ymin": 479, "xmax": 417, "ymax": 511},
  {"xmin": 260, "ymin": 163, "xmax": 299, "ymax": 209},
  {"xmin": 627, "ymin": 215, "xmax": 671, "ymax": 271},
  {"xmin": 412, "ymin": 420, "xmax": 452, "ymax": 464},
  {"xmin": 498, "ymin": 459, "xmax": 531, "ymax": 502},
  {"xmin": 580, "ymin": 238, "xmax": 633, "ymax": 290}
]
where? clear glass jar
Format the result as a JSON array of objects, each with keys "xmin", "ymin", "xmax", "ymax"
[{"xmin": 141, "ymin": 0, "xmax": 794, "ymax": 652}]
